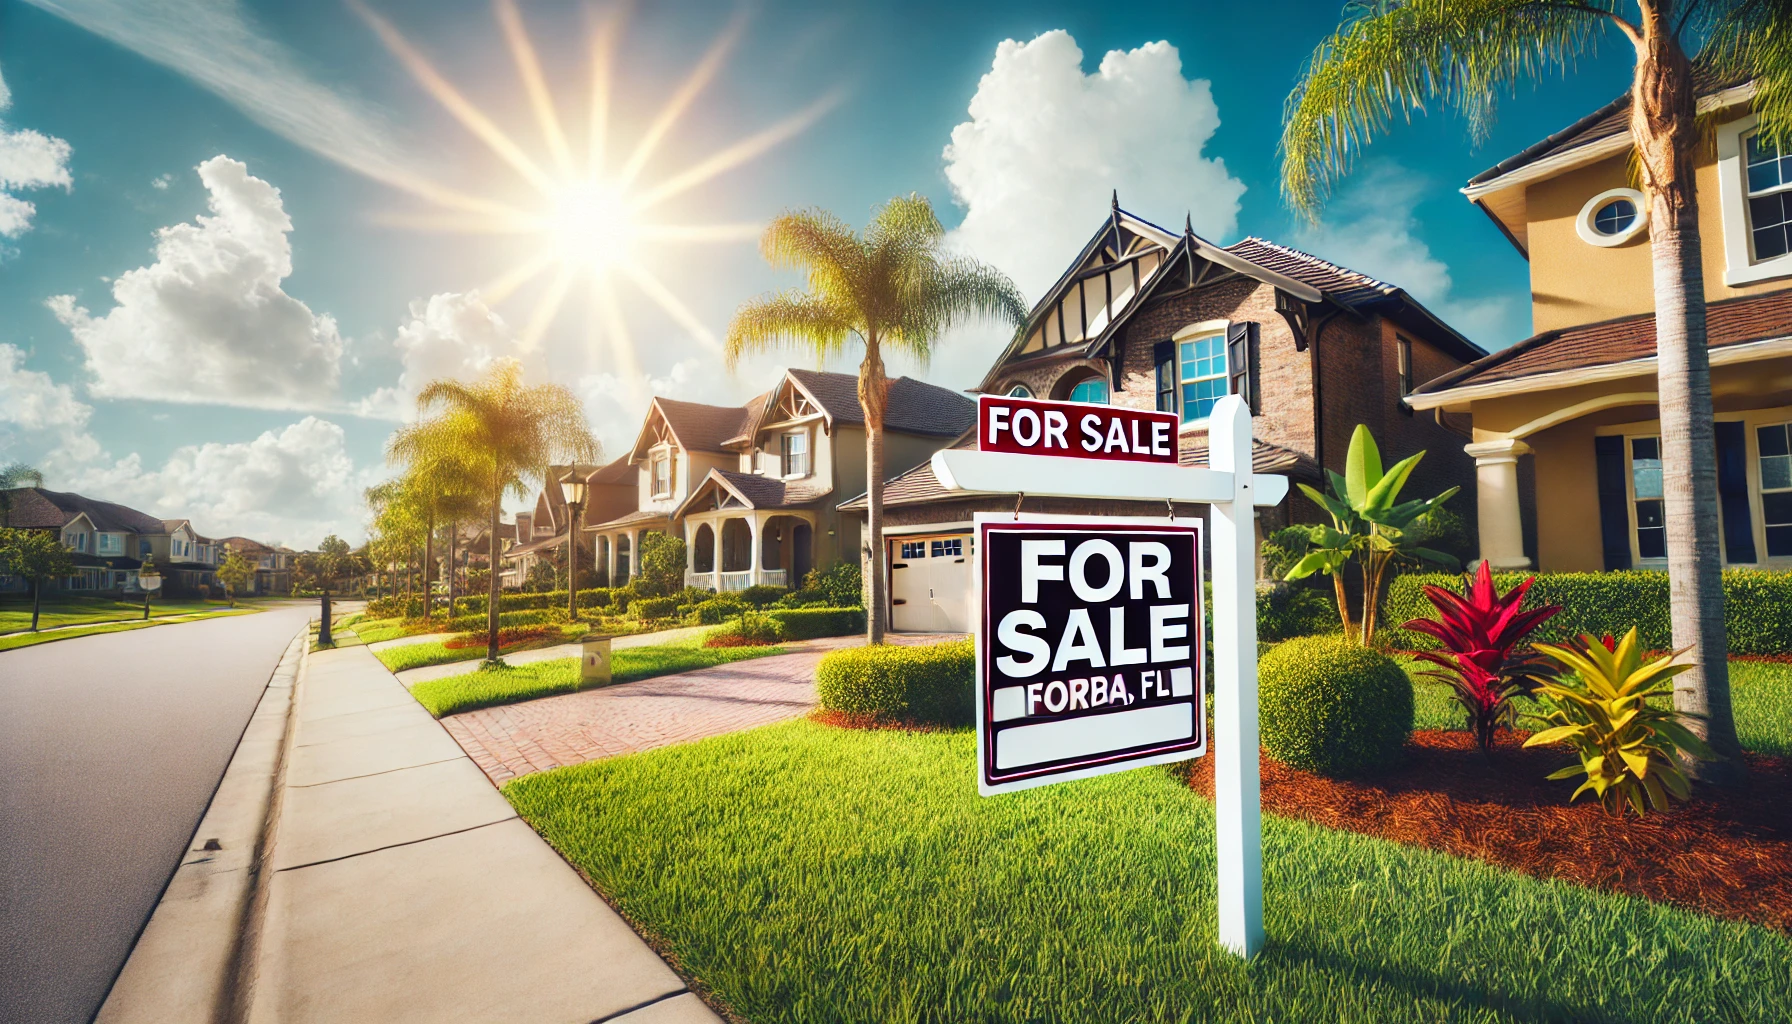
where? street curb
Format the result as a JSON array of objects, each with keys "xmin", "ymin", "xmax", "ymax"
[{"xmin": 94, "ymin": 629, "xmax": 306, "ymax": 1024}]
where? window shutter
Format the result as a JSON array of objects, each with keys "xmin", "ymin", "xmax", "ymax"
[
  {"xmin": 1226, "ymin": 321, "xmax": 1259, "ymax": 414},
  {"xmin": 1716, "ymin": 420, "xmax": 1758, "ymax": 563},
  {"xmin": 1593, "ymin": 436, "xmax": 1632, "ymax": 570},
  {"xmin": 1153, "ymin": 340, "xmax": 1175, "ymax": 414}
]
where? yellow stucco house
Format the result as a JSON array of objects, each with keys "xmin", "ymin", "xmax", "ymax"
[{"xmin": 1408, "ymin": 76, "xmax": 1792, "ymax": 573}]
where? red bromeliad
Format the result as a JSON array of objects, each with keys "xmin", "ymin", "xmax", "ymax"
[{"xmin": 1402, "ymin": 562, "xmax": 1562, "ymax": 756}]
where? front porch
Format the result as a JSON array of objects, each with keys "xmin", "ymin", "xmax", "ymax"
[{"xmin": 683, "ymin": 510, "xmax": 815, "ymax": 593}]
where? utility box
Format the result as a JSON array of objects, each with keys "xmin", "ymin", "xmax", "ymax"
[{"xmin": 580, "ymin": 634, "xmax": 614, "ymax": 687}]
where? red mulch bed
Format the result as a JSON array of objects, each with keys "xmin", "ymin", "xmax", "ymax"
[
  {"xmin": 703, "ymin": 635, "xmax": 778, "ymax": 648},
  {"xmin": 444, "ymin": 625, "xmax": 559, "ymax": 650},
  {"xmin": 1186, "ymin": 731, "xmax": 1792, "ymax": 931}
]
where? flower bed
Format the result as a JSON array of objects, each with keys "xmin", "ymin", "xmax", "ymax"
[
  {"xmin": 702, "ymin": 633, "xmax": 778, "ymax": 648},
  {"xmin": 1184, "ymin": 731, "xmax": 1792, "ymax": 932},
  {"xmin": 444, "ymin": 625, "xmax": 560, "ymax": 650}
]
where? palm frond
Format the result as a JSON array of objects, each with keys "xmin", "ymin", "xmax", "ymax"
[
  {"xmin": 1699, "ymin": 0, "xmax": 1792, "ymax": 150},
  {"xmin": 760, "ymin": 209, "xmax": 866, "ymax": 305},
  {"xmin": 725, "ymin": 291, "xmax": 857, "ymax": 369},
  {"xmin": 1281, "ymin": 0, "xmax": 1619, "ymax": 218}
]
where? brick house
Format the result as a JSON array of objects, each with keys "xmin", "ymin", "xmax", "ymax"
[{"xmin": 839, "ymin": 200, "xmax": 1486, "ymax": 632}]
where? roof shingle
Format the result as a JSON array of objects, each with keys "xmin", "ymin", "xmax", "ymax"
[
  {"xmin": 787, "ymin": 368, "xmax": 975, "ymax": 437},
  {"xmin": 2, "ymin": 487, "xmax": 166, "ymax": 534}
]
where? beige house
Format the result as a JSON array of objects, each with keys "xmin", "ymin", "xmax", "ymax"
[{"xmin": 1409, "ymin": 75, "xmax": 1792, "ymax": 572}]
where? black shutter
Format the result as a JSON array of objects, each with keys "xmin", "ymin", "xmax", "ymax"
[
  {"xmin": 1226, "ymin": 321, "xmax": 1258, "ymax": 414},
  {"xmin": 1154, "ymin": 340, "xmax": 1176, "ymax": 414},
  {"xmin": 1594, "ymin": 435, "xmax": 1632, "ymax": 570},
  {"xmin": 1716, "ymin": 420, "xmax": 1758, "ymax": 563}
]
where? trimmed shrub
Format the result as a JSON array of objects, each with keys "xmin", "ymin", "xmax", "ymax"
[
  {"xmin": 634, "ymin": 596, "xmax": 680, "ymax": 621},
  {"xmin": 582, "ymin": 589, "xmax": 612, "ymax": 610},
  {"xmin": 1256, "ymin": 584, "xmax": 1339, "ymax": 642},
  {"xmin": 804, "ymin": 562, "xmax": 864, "ymax": 608},
  {"xmin": 738, "ymin": 584, "xmax": 787, "ymax": 607},
  {"xmin": 767, "ymin": 607, "xmax": 866, "ymax": 639},
  {"xmin": 704, "ymin": 611, "xmax": 785, "ymax": 646},
  {"xmin": 1259, "ymin": 527, "xmax": 1313, "ymax": 582},
  {"xmin": 609, "ymin": 588, "xmax": 633, "ymax": 613},
  {"xmin": 774, "ymin": 589, "xmax": 830, "ymax": 609},
  {"xmin": 1383, "ymin": 569, "xmax": 1792, "ymax": 656},
  {"xmin": 816, "ymin": 639, "xmax": 974, "ymax": 725},
  {"xmin": 691, "ymin": 596, "xmax": 748, "ymax": 625},
  {"xmin": 1259, "ymin": 634, "xmax": 1412, "ymax": 777}
]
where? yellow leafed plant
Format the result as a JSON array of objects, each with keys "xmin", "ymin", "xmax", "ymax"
[{"xmin": 1525, "ymin": 628, "xmax": 1717, "ymax": 816}]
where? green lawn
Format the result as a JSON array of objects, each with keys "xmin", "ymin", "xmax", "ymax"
[
  {"xmin": 374, "ymin": 622, "xmax": 593, "ymax": 672},
  {"xmin": 0, "ymin": 595, "xmax": 225, "ymax": 633},
  {"xmin": 0, "ymin": 607, "xmax": 257, "ymax": 652},
  {"xmin": 506, "ymin": 721, "xmax": 1791, "ymax": 1023},
  {"xmin": 408, "ymin": 639, "xmax": 788, "ymax": 717}
]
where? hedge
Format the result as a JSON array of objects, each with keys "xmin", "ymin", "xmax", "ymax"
[
  {"xmin": 1382, "ymin": 569, "xmax": 1792, "ymax": 655},
  {"xmin": 447, "ymin": 609, "xmax": 553, "ymax": 633},
  {"xmin": 816, "ymin": 639, "xmax": 974, "ymax": 724},
  {"xmin": 633, "ymin": 596, "xmax": 681, "ymax": 621},
  {"xmin": 691, "ymin": 597, "xmax": 748, "ymax": 625},
  {"xmin": 766, "ymin": 607, "xmax": 866, "ymax": 640},
  {"xmin": 1259, "ymin": 635, "xmax": 1412, "ymax": 777},
  {"xmin": 704, "ymin": 612, "xmax": 785, "ymax": 646},
  {"xmin": 737, "ymin": 584, "xmax": 788, "ymax": 607}
]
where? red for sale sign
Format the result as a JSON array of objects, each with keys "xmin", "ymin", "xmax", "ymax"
[{"xmin": 977, "ymin": 395, "xmax": 1179, "ymax": 465}]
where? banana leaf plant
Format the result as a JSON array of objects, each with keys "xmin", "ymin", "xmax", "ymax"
[
  {"xmin": 1401, "ymin": 562, "xmax": 1561, "ymax": 756},
  {"xmin": 1525, "ymin": 629, "xmax": 1716, "ymax": 816},
  {"xmin": 1286, "ymin": 424, "xmax": 1459, "ymax": 644}
]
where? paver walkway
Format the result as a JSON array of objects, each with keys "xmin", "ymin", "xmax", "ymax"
[
  {"xmin": 393, "ymin": 624, "xmax": 708, "ymax": 687},
  {"xmin": 444, "ymin": 632, "xmax": 965, "ymax": 784}
]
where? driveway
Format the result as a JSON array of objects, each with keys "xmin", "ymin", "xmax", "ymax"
[
  {"xmin": 441, "ymin": 633, "xmax": 964, "ymax": 785},
  {"xmin": 0, "ymin": 602, "xmax": 315, "ymax": 1024}
]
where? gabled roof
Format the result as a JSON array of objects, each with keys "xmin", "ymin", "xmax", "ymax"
[
  {"xmin": 1409, "ymin": 287, "xmax": 1792, "ymax": 405},
  {"xmin": 632, "ymin": 398, "xmax": 754, "ymax": 460},
  {"xmin": 675, "ymin": 468, "xmax": 831, "ymax": 519},
  {"xmin": 2, "ymin": 487, "xmax": 165, "ymax": 534},
  {"xmin": 159, "ymin": 519, "xmax": 193, "ymax": 536},
  {"xmin": 721, "ymin": 391, "xmax": 773, "ymax": 448},
  {"xmin": 586, "ymin": 508, "xmax": 673, "ymax": 531},
  {"xmin": 215, "ymin": 536, "xmax": 275, "ymax": 555},
  {"xmin": 784, "ymin": 369, "xmax": 976, "ymax": 438},
  {"xmin": 587, "ymin": 456, "xmax": 635, "ymax": 486}
]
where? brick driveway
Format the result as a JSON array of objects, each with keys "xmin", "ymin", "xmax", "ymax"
[{"xmin": 442, "ymin": 633, "xmax": 963, "ymax": 784}]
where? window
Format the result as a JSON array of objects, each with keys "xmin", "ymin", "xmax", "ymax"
[
  {"xmin": 1747, "ymin": 133, "xmax": 1792, "ymax": 261},
  {"xmin": 1396, "ymin": 335, "xmax": 1414, "ymax": 405},
  {"xmin": 930, "ymin": 538, "xmax": 962, "ymax": 558},
  {"xmin": 140, "ymin": 539, "xmax": 151, "ymax": 558},
  {"xmin": 1575, "ymin": 187, "xmax": 1648, "ymax": 247},
  {"xmin": 1630, "ymin": 436, "xmax": 1667, "ymax": 560},
  {"xmin": 97, "ymin": 533, "xmax": 122, "ymax": 555},
  {"xmin": 651, "ymin": 454, "xmax": 671, "ymax": 497},
  {"xmin": 1067, "ymin": 378, "xmax": 1108, "ymax": 404},
  {"xmin": 1593, "ymin": 198, "xmax": 1638, "ymax": 236},
  {"xmin": 1005, "ymin": 384, "xmax": 1033, "ymax": 398},
  {"xmin": 1178, "ymin": 334, "xmax": 1229, "ymax": 422},
  {"xmin": 781, "ymin": 431, "xmax": 809, "ymax": 477},
  {"xmin": 66, "ymin": 531, "xmax": 87, "ymax": 552},
  {"xmin": 1757, "ymin": 423, "xmax": 1792, "ymax": 556},
  {"xmin": 900, "ymin": 541, "xmax": 926, "ymax": 559}
]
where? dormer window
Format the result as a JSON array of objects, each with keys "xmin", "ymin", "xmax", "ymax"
[
  {"xmin": 651, "ymin": 453, "xmax": 672, "ymax": 498},
  {"xmin": 781, "ymin": 430, "xmax": 809, "ymax": 478}
]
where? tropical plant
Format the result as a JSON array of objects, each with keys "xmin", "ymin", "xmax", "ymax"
[
  {"xmin": 803, "ymin": 561, "xmax": 864, "ymax": 609},
  {"xmin": 727, "ymin": 194, "xmax": 1027, "ymax": 643},
  {"xmin": 1286, "ymin": 424, "xmax": 1458, "ymax": 644},
  {"xmin": 0, "ymin": 526, "xmax": 74, "ymax": 630},
  {"xmin": 217, "ymin": 548, "xmax": 255, "ymax": 607},
  {"xmin": 1526, "ymin": 628, "xmax": 1717, "ymax": 815},
  {"xmin": 386, "ymin": 420, "xmax": 483, "ymax": 621},
  {"xmin": 1402, "ymin": 562, "xmax": 1562, "ymax": 755},
  {"xmin": 1280, "ymin": 0, "xmax": 1779, "ymax": 780},
  {"xmin": 396, "ymin": 362, "xmax": 599, "ymax": 664},
  {"xmin": 0, "ymin": 462, "xmax": 43, "ymax": 526}
]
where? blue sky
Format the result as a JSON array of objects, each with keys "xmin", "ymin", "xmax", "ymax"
[{"xmin": 0, "ymin": 0, "xmax": 1640, "ymax": 545}]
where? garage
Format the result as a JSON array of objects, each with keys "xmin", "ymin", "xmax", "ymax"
[{"xmin": 888, "ymin": 532, "xmax": 973, "ymax": 632}]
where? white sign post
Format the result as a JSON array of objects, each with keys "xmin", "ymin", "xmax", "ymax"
[{"xmin": 939, "ymin": 394, "xmax": 1271, "ymax": 959}]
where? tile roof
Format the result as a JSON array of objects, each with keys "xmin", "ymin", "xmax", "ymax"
[
  {"xmin": 215, "ymin": 536, "xmax": 275, "ymax": 555},
  {"xmin": 837, "ymin": 435, "xmax": 1319, "ymax": 511},
  {"xmin": 586, "ymin": 508, "xmax": 673, "ymax": 531},
  {"xmin": 787, "ymin": 368, "xmax": 976, "ymax": 437},
  {"xmin": 654, "ymin": 398, "xmax": 755, "ymax": 453},
  {"xmin": 1413, "ymin": 287, "xmax": 1792, "ymax": 395},
  {"xmin": 2, "ymin": 487, "xmax": 165, "ymax": 533},
  {"xmin": 587, "ymin": 457, "xmax": 635, "ymax": 485},
  {"xmin": 722, "ymin": 390, "xmax": 773, "ymax": 447},
  {"xmin": 1223, "ymin": 237, "xmax": 1398, "ymax": 308}
]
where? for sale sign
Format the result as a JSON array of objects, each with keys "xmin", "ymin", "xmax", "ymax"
[
  {"xmin": 975, "ymin": 513, "xmax": 1205, "ymax": 795},
  {"xmin": 977, "ymin": 394, "xmax": 1180, "ymax": 465}
]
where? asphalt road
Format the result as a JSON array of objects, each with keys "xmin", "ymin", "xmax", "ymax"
[{"xmin": 0, "ymin": 602, "xmax": 316, "ymax": 1024}]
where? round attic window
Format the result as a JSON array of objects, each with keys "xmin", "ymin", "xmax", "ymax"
[{"xmin": 1576, "ymin": 187, "xmax": 1649, "ymax": 247}]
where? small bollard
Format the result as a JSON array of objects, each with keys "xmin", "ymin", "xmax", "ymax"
[{"xmin": 580, "ymin": 633, "xmax": 614, "ymax": 688}]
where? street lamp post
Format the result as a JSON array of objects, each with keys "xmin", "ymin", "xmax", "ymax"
[
  {"xmin": 139, "ymin": 571, "xmax": 162, "ymax": 620},
  {"xmin": 560, "ymin": 469, "xmax": 588, "ymax": 622}
]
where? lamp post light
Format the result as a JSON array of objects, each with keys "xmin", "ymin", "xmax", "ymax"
[
  {"xmin": 139, "ymin": 571, "xmax": 162, "ymax": 620},
  {"xmin": 559, "ymin": 468, "xmax": 589, "ymax": 621}
]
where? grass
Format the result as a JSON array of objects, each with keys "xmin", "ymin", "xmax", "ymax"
[
  {"xmin": 0, "ymin": 607, "xmax": 257, "ymax": 652},
  {"xmin": 505, "ymin": 720, "xmax": 1792, "ymax": 1023},
  {"xmin": 408, "ymin": 637, "xmax": 788, "ymax": 717},
  {"xmin": 373, "ymin": 622, "xmax": 593, "ymax": 672},
  {"xmin": 0, "ymin": 595, "xmax": 226, "ymax": 633}
]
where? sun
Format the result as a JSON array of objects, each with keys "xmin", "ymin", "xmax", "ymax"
[{"xmin": 346, "ymin": 0, "xmax": 838, "ymax": 367}]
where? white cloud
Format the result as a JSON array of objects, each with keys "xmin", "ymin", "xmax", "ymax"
[
  {"xmin": 0, "ymin": 62, "xmax": 74, "ymax": 239},
  {"xmin": 356, "ymin": 291, "xmax": 518, "ymax": 420},
  {"xmin": 151, "ymin": 173, "xmax": 172, "ymax": 190},
  {"xmin": 924, "ymin": 30, "xmax": 1246, "ymax": 392},
  {"xmin": 577, "ymin": 357, "xmax": 720, "ymax": 457},
  {"xmin": 69, "ymin": 417, "xmax": 375, "ymax": 548},
  {"xmin": 1292, "ymin": 161, "xmax": 1518, "ymax": 346},
  {"xmin": 0, "ymin": 343, "xmax": 100, "ymax": 466},
  {"xmin": 48, "ymin": 155, "xmax": 345, "ymax": 409}
]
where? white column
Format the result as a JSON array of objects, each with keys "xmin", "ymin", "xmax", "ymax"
[
  {"xmin": 1465, "ymin": 438, "xmax": 1532, "ymax": 570},
  {"xmin": 747, "ymin": 513, "xmax": 762, "ymax": 585},
  {"xmin": 1210, "ymin": 395, "xmax": 1264, "ymax": 959}
]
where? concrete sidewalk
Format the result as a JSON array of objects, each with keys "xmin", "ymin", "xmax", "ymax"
[{"xmin": 250, "ymin": 644, "xmax": 721, "ymax": 1023}]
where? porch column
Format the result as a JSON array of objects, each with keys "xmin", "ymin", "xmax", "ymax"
[
  {"xmin": 1465, "ymin": 438, "xmax": 1532, "ymax": 570},
  {"xmin": 747, "ymin": 513, "xmax": 762, "ymax": 585}
]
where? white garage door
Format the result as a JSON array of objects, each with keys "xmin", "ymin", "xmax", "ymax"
[{"xmin": 889, "ymin": 533, "xmax": 973, "ymax": 633}]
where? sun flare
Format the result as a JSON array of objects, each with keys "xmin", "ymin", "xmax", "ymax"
[{"xmin": 348, "ymin": 0, "xmax": 837, "ymax": 368}]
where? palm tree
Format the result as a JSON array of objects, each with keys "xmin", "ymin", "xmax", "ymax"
[
  {"xmin": 727, "ymin": 194, "xmax": 1027, "ymax": 643},
  {"xmin": 397, "ymin": 363, "xmax": 599, "ymax": 663},
  {"xmin": 0, "ymin": 463, "xmax": 43, "ymax": 526},
  {"xmin": 1277, "ymin": 0, "xmax": 1792, "ymax": 785},
  {"xmin": 385, "ymin": 428, "xmax": 482, "ymax": 622}
]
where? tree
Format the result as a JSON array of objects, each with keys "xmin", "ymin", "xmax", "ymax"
[
  {"xmin": 217, "ymin": 549, "xmax": 255, "ymax": 608},
  {"xmin": 381, "ymin": 434, "xmax": 481, "ymax": 622},
  {"xmin": 636, "ymin": 532, "xmax": 687, "ymax": 598},
  {"xmin": 396, "ymin": 362, "xmax": 599, "ymax": 664},
  {"xmin": 1277, "ymin": 0, "xmax": 1792, "ymax": 783},
  {"xmin": 300, "ymin": 535, "xmax": 353, "ymax": 644},
  {"xmin": 0, "ymin": 463, "xmax": 43, "ymax": 526},
  {"xmin": 0, "ymin": 527, "xmax": 75, "ymax": 630},
  {"xmin": 727, "ymin": 194, "xmax": 1027, "ymax": 643}
]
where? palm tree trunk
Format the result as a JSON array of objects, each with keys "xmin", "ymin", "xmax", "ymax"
[
  {"xmin": 423, "ymin": 512, "xmax": 435, "ymax": 621},
  {"xmin": 859, "ymin": 341, "xmax": 890, "ymax": 645},
  {"xmin": 488, "ymin": 487, "xmax": 502, "ymax": 663},
  {"xmin": 1332, "ymin": 572, "xmax": 1354, "ymax": 642},
  {"xmin": 1631, "ymin": 11, "xmax": 1744, "ymax": 783},
  {"xmin": 446, "ymin": 520, "xmax": 457, "ymax": 621}
]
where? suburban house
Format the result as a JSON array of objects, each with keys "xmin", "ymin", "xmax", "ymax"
[
  {"xmin": 1, "ymin": 487, "xmax": 165, "ymax": 592},
  {"xmin": 838, "ymin": 199, "xmax": 1487, "ymax": 632},
  {"xmin": 675, "ymin": 368, "xmax": 976, "ymax": 592},
  {"xmin": 216, "ymin": 537, "xmax": 295, "ymax": 595},
  {"xmin": 146, "ymin": 519, "xmax": 221, "ymax": 594},
  {"xmin": 1407, "ymin": 75, "xmax": 1792, "ymax": 572}
]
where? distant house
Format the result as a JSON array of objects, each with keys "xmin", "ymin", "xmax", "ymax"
[
  {"xmin": 215, "ymin": 536, "xmax": 295, "ymax": 595},
  {"xmin": 501, "ymin": 462, "xmax": 610, "ymax": 587},
  {"xmin": 148, "ymin": 519, "xmax": 221, "ymax": 594},
  {"xmin": 1, "ymin": 487, "xmax": 166, "ymax": 592}
]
